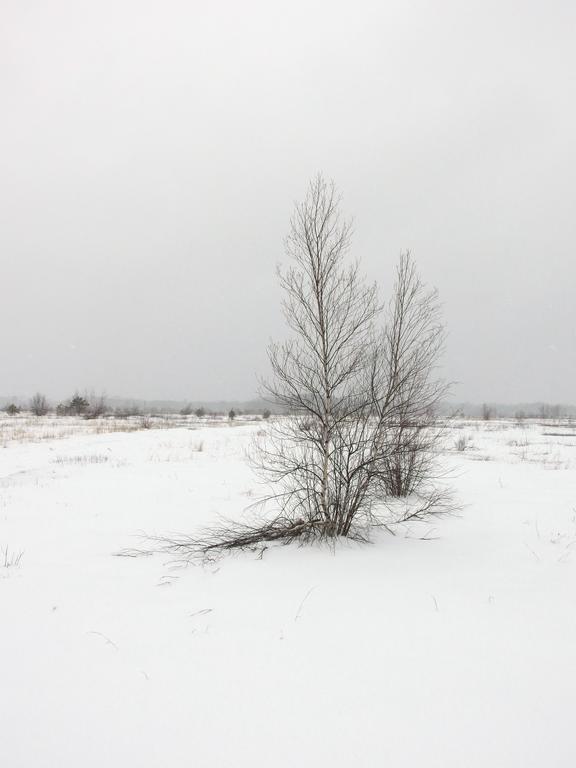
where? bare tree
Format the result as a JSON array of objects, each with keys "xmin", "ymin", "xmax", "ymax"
[
  {"xmin": 143, "ymin": 176, "xmax": 449, "ymax": 559},
  {"xmin": 253, "ymin": 174, "xmax": 381, "ymax": 539},
  {"xmin": 481, "ymin": 403, "xmax": 494, "ymax": 421},
  {"xmin": 85, "ymin": 394, "xmax": 107, "ymax": 419},
  {"xmin": 30, "ymin": 393, "xmax": 49, "ymax": 416},
  {"xmin": 369, "ymin": 253, "xmax": 448, "ymax": 499}
]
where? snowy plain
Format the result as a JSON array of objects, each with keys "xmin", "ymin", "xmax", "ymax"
[{"xmin": 1, "ymin": 414, "xmax": 576, "ymax": 767}]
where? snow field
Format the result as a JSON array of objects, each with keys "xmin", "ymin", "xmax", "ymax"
[{"xmin": 1, "ymin": 418, "xmax": 575, "ymax": 766}]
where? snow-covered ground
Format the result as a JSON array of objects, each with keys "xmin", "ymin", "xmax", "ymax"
[{"xmin": 1, "ymin": 416, "xmax": 576, "ymax": 767}]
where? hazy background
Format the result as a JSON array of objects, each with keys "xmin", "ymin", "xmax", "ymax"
[{"xmin": 1, "ymin": 0, "xmax": 574, "ymax": 404}]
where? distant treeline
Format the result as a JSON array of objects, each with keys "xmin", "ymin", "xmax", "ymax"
[
  {"xmin": 2, "ymin": 394, "xmax": 574, "ymax": 421},
  {"xmin": 442, "ymin": 402, "xmax": 576, "ymax": 420},
  {"xmin": 1, "ymin": 392, "xmax": 274, "ymax": 420}
]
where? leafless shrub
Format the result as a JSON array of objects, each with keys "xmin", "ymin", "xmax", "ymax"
[
  {"xmin": 30, "ymin": 393, "xmax": 49, "ymax": 416},
  {"xmin": 454, "ymin": 436, "xmax": 467, "ymax": 452},
  {"xmin": 2, "ymin": 545, "xmax": 24, "ymax": 569},
  {"xmin": 85, "ymin": 394, "xmax": 108, "ymax": 419}
]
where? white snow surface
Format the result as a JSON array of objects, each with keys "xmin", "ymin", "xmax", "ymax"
[{"xmin": 1, "ymin": 417, "xmax": 576, "ymax": 766}]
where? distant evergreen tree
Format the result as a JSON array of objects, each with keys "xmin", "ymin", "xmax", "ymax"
[{"xmin": 68, "ymin": 394, "xmax": 90, "ymax": 416}]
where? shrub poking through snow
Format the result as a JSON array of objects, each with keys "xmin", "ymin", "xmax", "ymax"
[{"xmin": 455, "ymin": 436, "xmax": 467, "ymax": 452}]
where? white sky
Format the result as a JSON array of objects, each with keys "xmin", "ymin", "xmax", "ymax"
[{"xmin": 1, "ymin": 0, "xmax": 575, "ymax": 403}]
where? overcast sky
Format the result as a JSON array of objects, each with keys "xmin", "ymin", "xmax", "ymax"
[{"xmin": 1, "ymin": 0, "xmax": 574, "ymax": 404}]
